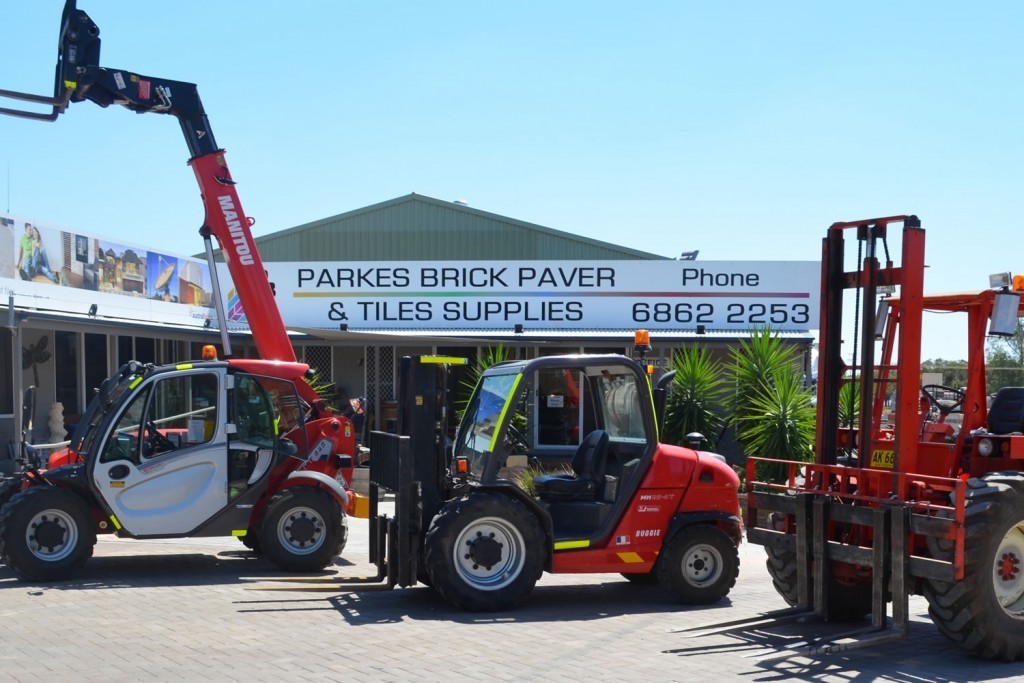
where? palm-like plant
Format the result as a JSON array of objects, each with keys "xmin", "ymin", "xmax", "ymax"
[
  {"xmin": 725, "ymin": 327, "xmax": 799, "ymax": 456},
  {"xmin": 739, "ymin": 369, "xmax": 816, "ymax": 482},
  {"xmin": 662, "ymin": 346, "xmax": 726, "ymax": 449}
]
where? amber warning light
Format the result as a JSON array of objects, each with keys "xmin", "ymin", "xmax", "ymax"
[{"xmin": 202, "ymin": 345, "xmax": 218, "ymax": 360}]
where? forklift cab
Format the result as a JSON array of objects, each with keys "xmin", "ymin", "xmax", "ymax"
[{"xmin": 454, "ymin": 354, "xmax": 657, "ymax": 537}]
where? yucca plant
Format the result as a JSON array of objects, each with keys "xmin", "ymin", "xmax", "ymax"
[
  {"xmin": 662, "ymin": 346, "xmax": 727, "ymax": 449},
  {"xmin": 725, "ymin": 327, "xmax": 800, "ymax": 456},
  {"xmin": 838, "ymin": 379, "xmax": 860, "ymax": 428},
  {"xmin": 739, "ymin": 368, "xmax": 816, "ymax": 483}
]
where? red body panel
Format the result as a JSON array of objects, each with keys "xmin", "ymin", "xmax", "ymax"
[{"xmin": 551, "ymin": 444, "xmax": 741, "ymax": 574}]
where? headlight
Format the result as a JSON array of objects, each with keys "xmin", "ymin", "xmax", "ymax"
[{"xmin": 978, "ymin": 437, "xmax": 994, "ymax": 457}]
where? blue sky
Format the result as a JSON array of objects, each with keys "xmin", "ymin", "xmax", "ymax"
[{"xmin": 3, "ymin": 2, "xmax": 1023, "ymax": 360}]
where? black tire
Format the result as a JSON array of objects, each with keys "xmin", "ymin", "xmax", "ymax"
[
  {"xmin": 0, "ymin": 478, "xmax": 21, "ymax": 562},
  {"xmin": 657, "ymin": 524, "xmax": 739, "ymax": 604},
  {"xmin": 621, "ymin": 571, "xmax": 659, "ymax": 585},
  {"xmin": 0, "ymin": 478, "xmax": 21, "ymax": 510},
  {"xmin": 423, "ymin": 493, "xmax": 544, "ymax": 611},
  {"xmin": 0, "ymin": 485, "xmax": 96, "ymax": 581},
  {"xmin": 257, "ymin": 487, "xmax": 347, "ymax": 572},
  {"xmin": 923, "ymin": 473, "xmax": 1024, "ymax": 661},
  {"xmin": 763, "ymin": 511, "xmax": 873, "ymax": 622},
  {"xmin": 239, "ymin": 531, "xmax": 263, "ymax": 554}
]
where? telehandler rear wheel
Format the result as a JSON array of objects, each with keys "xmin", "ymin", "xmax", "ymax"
[
  {"xmin": 657, "ymin": 524, "xmax": 738, "ymax": 604},
  {"xmin": 764, "ymin": 511, "xmax": 872, "ymax": 621},
  {"xmin": 423, "ymin": 493, "xmax": 544, "ymax": 611},
  {"xmin": 924, "ymin": 473, "xmax": 1024, "ymax": 661},
  {"xmin": 0, "ymin": 478, "xmax": 21, "ymax": 511},
  {"xmin": 0, "ymin": 485, "xmax": 96, "ymax": 581},
  {"xmin": 258, "ymin": 487, "xmax": 346, "ymax": 572}
]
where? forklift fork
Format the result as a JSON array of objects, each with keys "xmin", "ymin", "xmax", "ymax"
[{"xmin": 674, "ymin": 492, "xmax": 911, "ymax": 658}]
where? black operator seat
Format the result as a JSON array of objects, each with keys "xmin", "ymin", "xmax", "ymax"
[
  {"xmin": 533, "ymin": 429, "xmax": 609, "ymax": 501},
  {"xmin": 986, "ymin": 387, "xmax": 1024, "ymax": 434}
]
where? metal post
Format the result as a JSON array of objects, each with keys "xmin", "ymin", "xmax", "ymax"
[{"xmin": 202, "ymin": 231, "xmax": 233, "ymax": 358}]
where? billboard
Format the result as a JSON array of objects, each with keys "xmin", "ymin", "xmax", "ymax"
[{"xmin": 1, "ymin": 212, "xmax": 215, "ymax": 328}]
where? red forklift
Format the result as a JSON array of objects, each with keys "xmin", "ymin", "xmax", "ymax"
[
  {"xmin": 705, "ymin": 215, "xmax": 1024, "ymax": 661},
  {"xmin": 0, "ymin": 2, "xmax": 358, "ymax": 581},
  {"xmin": 284, "ymin": 338, "xmax": 743, "ymax": 611}
]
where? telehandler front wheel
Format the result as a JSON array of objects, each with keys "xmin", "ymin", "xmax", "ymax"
[
  {"xmin": 423, "ymin": 493, "xmax": 544, "ymax": 611},
  {"xmin": 0, "ymin": 485, "xmax": 96, "ymax": 581},
  {"xmin": 258, "ymin": 487, "xmax": 347, "ymax": 572},
  {"xmin": 657, "ymin": 524, "xmax": 738, "ymax": 604},
  {"xmin": 924, "ymin": 473, "xmax": 1024, "ymax": 661}
]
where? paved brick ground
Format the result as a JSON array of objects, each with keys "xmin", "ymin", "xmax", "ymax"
[{"xmin": 1, "ymin": 504, "xmax": 1021, "ymax": 682}]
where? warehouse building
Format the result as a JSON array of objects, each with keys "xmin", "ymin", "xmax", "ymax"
[{"xmin": 1, "ymin": 194, "xmax": 816, "ymax": 460}]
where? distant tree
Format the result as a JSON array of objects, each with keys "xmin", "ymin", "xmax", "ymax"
[
  {"xmin": 987, "ymin": 321, "xmax": 1024, "ymax": 391},
  {"xmin": 921, "ymin": 358, "xmax": 968, "ymax": 387}
]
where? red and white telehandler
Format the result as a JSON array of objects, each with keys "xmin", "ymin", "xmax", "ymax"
[{"xmin": 0, "ymin": 1, "xmax": 359, "ymax": 581}]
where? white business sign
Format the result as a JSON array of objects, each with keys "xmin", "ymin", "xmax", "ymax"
[{"xmin": 220, "ymin": 260, "xmax": 820, "ymax": 332}]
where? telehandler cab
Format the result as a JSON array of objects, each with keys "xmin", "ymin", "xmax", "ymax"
[
  {"xmin": 0, "ymin": 2, "xmax": 357, "ymax": 581},
  {"xmin": 703, "ymin": 215, "xmax": 1024, "ymax": 661},
  {"xmin": 287, "ymin": 340, "xmax": 742, "ymax": 611}
]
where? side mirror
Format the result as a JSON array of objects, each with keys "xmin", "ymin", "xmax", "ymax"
[{"xmin": 685, "ymin": 432, "xmax": 706, "ymax": 449}]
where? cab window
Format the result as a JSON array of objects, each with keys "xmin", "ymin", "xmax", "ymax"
[{"xmin": 100, "ymin": 372, "xmax": 219, "ymax": 463}]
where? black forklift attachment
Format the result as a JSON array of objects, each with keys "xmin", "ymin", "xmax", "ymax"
[{"xmin": 675, "ymin": 459, "xmax": 964, "ymax": 659}]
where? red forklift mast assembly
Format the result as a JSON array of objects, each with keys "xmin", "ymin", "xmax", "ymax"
[
  {"xmin": 0, "ymin": 2, "xmax": 359, "ymax": 582},
  {"xmin": 685, "ymin": 216, "xmax": 1024, "ymax": 661}
]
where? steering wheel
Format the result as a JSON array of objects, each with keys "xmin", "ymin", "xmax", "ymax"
[
  {"xmin": 504, "ymin": 421, "xmax": 530, "ymax": 454},
  {"xmin": 920, "ymin": 384, "xmax": 966, "ymax": 420},
  {"xmin": 145, "ymin": 421, "xmax": 177, "ymax": 454}
]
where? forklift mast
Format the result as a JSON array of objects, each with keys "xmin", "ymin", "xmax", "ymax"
[
  {"xmin": 816, "ymin": 215, "xmax": 925, "ymax": 473},
  {"xmin": 0, "ymin": 3, "xmax": 298, "ymax": 382}
]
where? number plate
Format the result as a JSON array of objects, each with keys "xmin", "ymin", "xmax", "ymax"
[{"xmin": 869, "ymin": 449, "xmax": 895, "ymax": 469}]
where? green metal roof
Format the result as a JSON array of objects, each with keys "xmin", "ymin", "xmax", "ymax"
[{"xmin": 212, "ymin": 193, "xmax": 668, "ymax": 262}]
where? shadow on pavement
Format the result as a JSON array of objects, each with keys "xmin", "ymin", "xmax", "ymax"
[
  {"xmin": 661, "ymin": 610, "xmax": 1020, "ymax": 683},
  {"xmin": 235, "ymin": 577, "xmax": 733, "ymax": 625},
  {"xmin": 0, "ymin": 546, "xmax": 356, "ymax": 591}
]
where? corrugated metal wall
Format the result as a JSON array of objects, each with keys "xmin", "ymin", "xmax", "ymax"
[{"xmin": 249, "ymin": 194, "xmax": 667, "ymax": 262}]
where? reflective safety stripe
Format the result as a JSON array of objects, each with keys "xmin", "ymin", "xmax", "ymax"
[
  {"xmin": 175, "ymin": 363, "xmax": 194, "ymax": 371},
  {"xmin": 420, "ymin": 355, "xmax": 468, "ymax": 365},
  {"xmin": 231, "ymin": 529, "xmax": 247, "ymax": 537},
  {"xmin": 617, "ymin": 552, "xmax": 645, "ymax": 564},
  {"xmin": 109, "ymin": 514, "xmax": 122, "ymax": 530},
  {"xmin": 554, "ymin": 539, "xmax": 590, "ymax": 551},
  {"xmin": 129, "ymin": 377, "xmax": 143, "ymax": 389}
]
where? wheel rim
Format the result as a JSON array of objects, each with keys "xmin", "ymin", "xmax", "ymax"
[
  {"xmin": 993, "ymin": 521, "xmax": 1024, "ymax": 616},
  {"xmin": 25, "ymin": 507, "xmax": 79, "ymax": 562},
  {"xmin": 276, "ymin": 505, "xmax": 326, "ymax": 556},
  {"xmin": 452, "ymin": 516, "xmax": 526, "ymax": 591},
  {"xmin": 680, "ymin": 542, "xmax": 724, "ymax": 588}
]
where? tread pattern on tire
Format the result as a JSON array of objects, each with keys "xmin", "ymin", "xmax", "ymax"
[
  {"xmin": 763, "ymin": 510, "xmax": 871, "ymax": 622},
  {"xmin": 923, "ymin": 473, "xmax": 1024, "ymax": 662},
  {"xmin": 656, "ymin": 524, "xmax": 739, "ymax": 604},
  {"xmin": 257, "ymin": 487, "xmax": 346, "ymax": 572},
  {"xmin": 0, "ymin": 485, "xmax": 96, "ymax": 581},
  {"xmin": 423, "ymin": 493, "xmax": 544, "ymax": 612}
]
